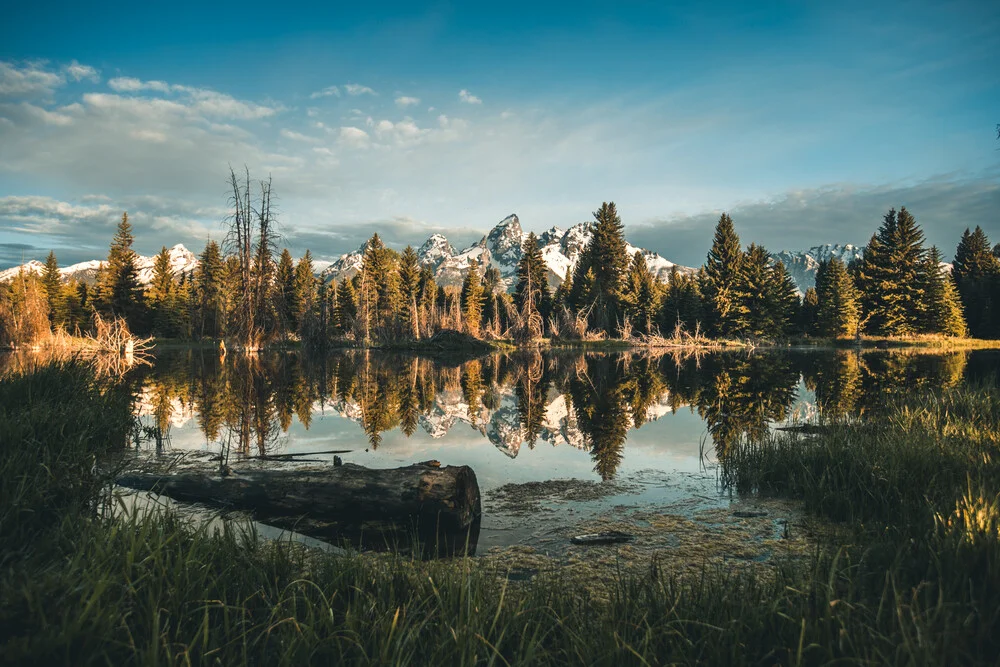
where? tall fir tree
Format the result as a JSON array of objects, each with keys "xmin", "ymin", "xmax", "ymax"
[
  {"xmin": 952, "ymin": 226, "xmax": 1000, "ymax": 338},
  {"xmin": 623, "ymin": 251, "xmax": 658, "ymax": 336},
  {"xmin": 921, "ymin": 247, "xmax": 967, "ymax": 337},
  {"xmin": 41, "ymin": 250, "xmax": 65, "ymax": 327},
  {"xmin": 293, "ymin": 251, "xmax": 318, "ymax": 334},
  {"xmin": 737, "ymin": 243, "xmax": 772, "ymax": 337},
  {"xmin": 398, "ymin": 245, "xmax": 422, "ymax": 340},
  {"xmin": 100, "ymin": 212, "xmax": 145, "ymax": 330},
  {"xmin": 194, "ymin": 240, "xmax": 225, "ymax": 339},
  {"xmin": 514, "ymin": 232, "xmax": 552, "ymax": 335},
  {"xmin": 147, "ymin": 246, "xmax": 181, "ymax": 337},
  {"xmin": 276, "ymin": 249, "xmax": 296, "ymax": 333},
  {"xmin": 335, "ymin": 278, "xmax": 357, "ymax": 335},
  {"xmin": 571, "ymin": 202, "xmax": 630, "ymax": 334},
  {"xmin": 815, "ymin": 257, "xmax": 860, "ymax": 338},
  {"xmin": 702, "ymin": 213, "xmax": 746, "ymax": 337},
  {"xmin": 799, "ymin": 287, "xmax": 820, "ymax": 335},
  {"xmin": 766, "ymin": 259, "xmax": 800, "ymax": 336},
  {"xmin": 461, "ymin": 262, "xmax": 485, "ymax": 336},
  {"xmin": 855, "ymin": 207, "xmax": 928, "ymax": 336}
]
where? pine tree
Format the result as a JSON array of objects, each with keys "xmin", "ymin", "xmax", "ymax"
[
  {"xmin": 799, "ymin": 287, "xmax": 820, "ymax": 335},
  {"xmin": 737, "ymin": 243, "xmax": 772, "ymax": 338},
  {"xmin": 276, "ymin": 249, "xmax": 296, "ymax": 333},
  {"xmin": 41, "ymin": 250, "xmax": 65, "ymax": 327},
  {"xmin": 418, "ymin": 267, "xmax": 437, "ymax": 336},
  {"xmin": 921, "ymin": 247, "xmax": 967, "ymax": 337},
  {"xmin": 855, "ymin": 207, "xmax": 927, "ymax": 336},
  {"xmin": 335, "ymin": 278, "xmax": 357, "ymax": 335},
  {"xmin": 293, "ymin": 251, "xmax": 318, "ymax": 334},
  {"xmin": 767, "ymin": 259, "xmax": 800, "ymax": 336},
  {"xmin": 815, "ymin": 258, "xmax": 860, "ymax": 338},
  {"xmin": 100, "ymin": 212, "xmax": 145, "ymax": 330},
  {"xmin": 358, "ymin": 234, "xmax": 401, "ymax": 337},
  {"xmin": 624, "ymin": 251, "xmax": 657, "ymax": 336},
  {"xmin": 574, "ymin": 202, "xmax": 630, "ymax": 334},
  {"xmin": 461, "ymin": 262, "xmax": 484, "ymax": 336},
  {"xmin": 702, "ymin": 213, "xmax": 746, "ymax": 337},
  {"xmin": 148, "ymin": 246, "xmax": 181, "ymax": 337},
  {"xmin": 514, "ymin": 232, "xmax": 551, "ymax": 338},
  {"xmin": 194, "ymin": 240, "xmax": 225, "ymax": 339},
  {"xmin": 482, "ymin": 265, "xmax": 505, "ymax": 336},
  {"xmin": 399, "ymin": 245, "xmax": 422, "ymax": 339},
  {"xmin": 952, "ymin": 226, "xmax": 1000, "ymax": 338}
]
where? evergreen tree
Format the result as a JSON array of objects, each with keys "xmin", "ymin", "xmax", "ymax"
[
  {"xmin": 147, "ymin": 246, "xmax": 181, "ymax": 337},
  {"xmin": 815, "ymin": 258, "xmax": 860, "ymax": 338},
  {"xmin": 799, "ymin": 287, "xmax": 820, "ymax": 335},
  {"xmin": 293, "ymin": 251, "xmax": 318, "ymax": 334},
  {"xmin": 276, "ymin": 249, "xmax": 296, "ymax": 333},
  {"xmin": 461, "ymin": 262, "xmax": 485, "ymax": 336},
  {"xmin": 737, "ymin": 244, "xmax": 772, "ymax": 338},
  {"xmin": 922, "ymin": 247, "xmax": 967, "ymax": 337},
  {"xmin": 335, "ymin": 277, "xmax": 357, "ymax": 336},
  {"xmin": 766, "ymin": 259, "xmax": 800, "ymax": 336},
  {"xmin": 194, "ymin": 240, "xmax": 225, "ymax": 339},
  {"xmin": 514, "ymin": 232, "xmax": 551, "ymax": 337},
  {"xmin": 572, "ymin": 202, "xmax": 630, "ymax": 333},
  {"xmin": 398, "ymin": 245, "xmax": 422, "ymax": 339},
  {"xmin": 482, "ymin": 266, "xmax": 505, "ymax": 336},
  {"xmin": 702, "ymin": 213, "xmax": 746, "ymax": 337},
  {"xmin": 952, "ymin": 226, "xmax": 1000, "ymax": 338},
  {"xmin": 623, "ymin": 251, "xmax": 657, "ymax": 336},
  {"xmin": 358, "ymin": 234, "xmax": 401, "ymax": 337},
  {"xmin": 418, "ymin": 267, "xmax": 437, "ymax": 336},
  {"xmin": 100, "ymin": 212, "xmax": 145, "ymax": 330},
  {"xmin": 855, "ymin": 207, "xmax": 927, "ymax": 336},
  {"xmin": 41, "ymin": 250, "xmax": 65, "ymax": 327}
]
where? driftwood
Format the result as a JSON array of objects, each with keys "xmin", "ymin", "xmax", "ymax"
[{"xmin": 117, "ymin": 462, "xmax": 481, "ymax": 556}]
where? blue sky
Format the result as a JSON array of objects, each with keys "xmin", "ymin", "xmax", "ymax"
[{"xmin": 0, "ymin": 0, "xmax": 997, "ymax": 268}]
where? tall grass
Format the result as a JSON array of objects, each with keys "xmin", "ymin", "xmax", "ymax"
[{"xmin": 2, "ymin": 363, "xmax": 1000, "ymax": 664}]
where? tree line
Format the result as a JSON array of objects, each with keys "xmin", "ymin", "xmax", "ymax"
[{"xmin": 2, "ymin": 170, "xmax": 997, "ymax": 348}]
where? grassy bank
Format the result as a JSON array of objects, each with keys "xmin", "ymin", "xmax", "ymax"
[{"xmin": 2, "ymin": 363, "xmax": 999, "ymax": 664}]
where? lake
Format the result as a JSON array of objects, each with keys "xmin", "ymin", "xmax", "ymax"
[{"xmin": 101, "ymin": 346, "xmax": 999, "ymax": 555}]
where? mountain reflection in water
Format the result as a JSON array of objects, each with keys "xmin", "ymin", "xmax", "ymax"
[{"xmin": 125, "ymin": 348, "xmax": 996, "ymax": 481}]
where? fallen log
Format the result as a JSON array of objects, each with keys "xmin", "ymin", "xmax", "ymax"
[{"xmin": 117, "ymin": 462, "xmax": 481, "ymax": 556}]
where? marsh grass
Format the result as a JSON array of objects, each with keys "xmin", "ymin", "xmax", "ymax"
[{"xmin": 3, "ymin": 363, "xmax": 1000, "ymax": 664}]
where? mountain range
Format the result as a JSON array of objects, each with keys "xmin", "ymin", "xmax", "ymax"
[{"xmin": 0, "ymin": 215, "xmax": 868, "ymax": 294}]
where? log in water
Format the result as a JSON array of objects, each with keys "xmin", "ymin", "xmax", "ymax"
[{"xmin": 117, "ymin": 462, "xmax": 482, "ymax": 556}]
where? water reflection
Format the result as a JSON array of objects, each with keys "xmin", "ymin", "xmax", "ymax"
[{"xmin": 118, "ymin": 347, "xmax": 997, "ymax": 480}]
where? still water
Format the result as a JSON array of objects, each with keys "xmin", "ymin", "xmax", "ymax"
[{"xmin": 121, "ymin": 347, "xmax": 1000, "ymax": 551}]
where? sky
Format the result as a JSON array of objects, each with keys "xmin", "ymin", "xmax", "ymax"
[{"xmin": 0, "ymin": 0, "xmax": 997, "ymax": 269}]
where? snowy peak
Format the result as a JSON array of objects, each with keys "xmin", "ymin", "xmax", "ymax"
[
  {"xmin": 416, "ymin": 234, "xmax": 456, "ymax": 269},
  {"xmin": 482, "ymin": 214, "xmax": 524, "ymax": 267},
  {"xmin": 771, "ymin": 244, "xmax": 865, "ymax": 292},
  {"xmin": 0, "ymin": 245, "xmax": 199, "ymax": 286}
]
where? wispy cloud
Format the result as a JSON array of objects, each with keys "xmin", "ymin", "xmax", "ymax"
[
  {"xmin": 344, "ymin": 83, "xmax": 376, "ymax": 96},
  {"xmin": 65, "ymin": 60, "xmax": 100, "ymax": 83},
  {"xmin": 309, "ymin": 85, "xmax": 340, "ymax": 99},
  {"xmin": 0, "ymin": 61, "xmax": 66, "ymax": 97},
  {"xmin": 458, "ymin": 89, "xmax": 482, "ymax": 105},
  {"xmin": 395, "ymin": 95, "xmax": 420, "ymax": 108}
]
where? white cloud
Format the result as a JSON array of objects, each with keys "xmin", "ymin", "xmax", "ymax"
[
  {"xmin": 0, "ymin": 61, "xmax": 64, "ymax": 97},
  {"xmin": 108, "ymin": 77, "xmax": 171, "ymax": 93},
  {"xmin": 65, "ymin": 61, "xmax": 100, "ymax": 83},
  {"xmin": 459, "ymin": 89, "xmax": 482, "ymax": 105},
  {"xmin": 281, "ymin": 128, "xmax": 320, "ymax": 143},
  {"xmin": 309, "ymin": 86, "xmax": 340, "ymax": 99},
  {"xmin": 344, "ymin": 83, "xmax": 376, "ymax": 96},
  {"xmin": 395, "ymin": 95, "xmax": 420, "ymax": 108},
  {"xmin": 129, "ymin": 128, "xmax": 168, "ymax": 143},
  {"xmin": 339, "ymin": 126, "xmax": 370, "ymax": 146},
  {"xmin": 105, "ymin": 77, "xmax": 280, "ymax": 119}
]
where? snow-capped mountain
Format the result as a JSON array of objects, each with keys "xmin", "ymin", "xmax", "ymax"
[
  {"xmin": 0, "ymin": 244, "xmax": 199, "ymax": 286},
  {"xmin": 770, "ymin": 244, "xmax": 864, "ymax": 293},
  {"xmin": 321, "ymin": 214, "xmax": 697, "ymax": 290}
]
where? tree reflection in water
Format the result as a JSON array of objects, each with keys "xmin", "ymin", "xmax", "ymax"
[{"xmin": 128, "ymin": 347, "xmax": 980, "ymax": 479}]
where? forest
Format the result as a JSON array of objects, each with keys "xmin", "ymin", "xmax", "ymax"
[{"xmin": 2, "ymin": 169, "xmax": 998, "ymax": 349}]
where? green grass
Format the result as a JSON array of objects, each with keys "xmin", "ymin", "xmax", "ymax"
[{"xmin": 2, "ymin": 362, "xmax": 1000, "ymax": 664}]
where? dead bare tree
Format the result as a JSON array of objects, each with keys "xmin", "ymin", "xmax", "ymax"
[{"xmin": 223, "ymin": 166, "xmax": 280, "ymax": 351}]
